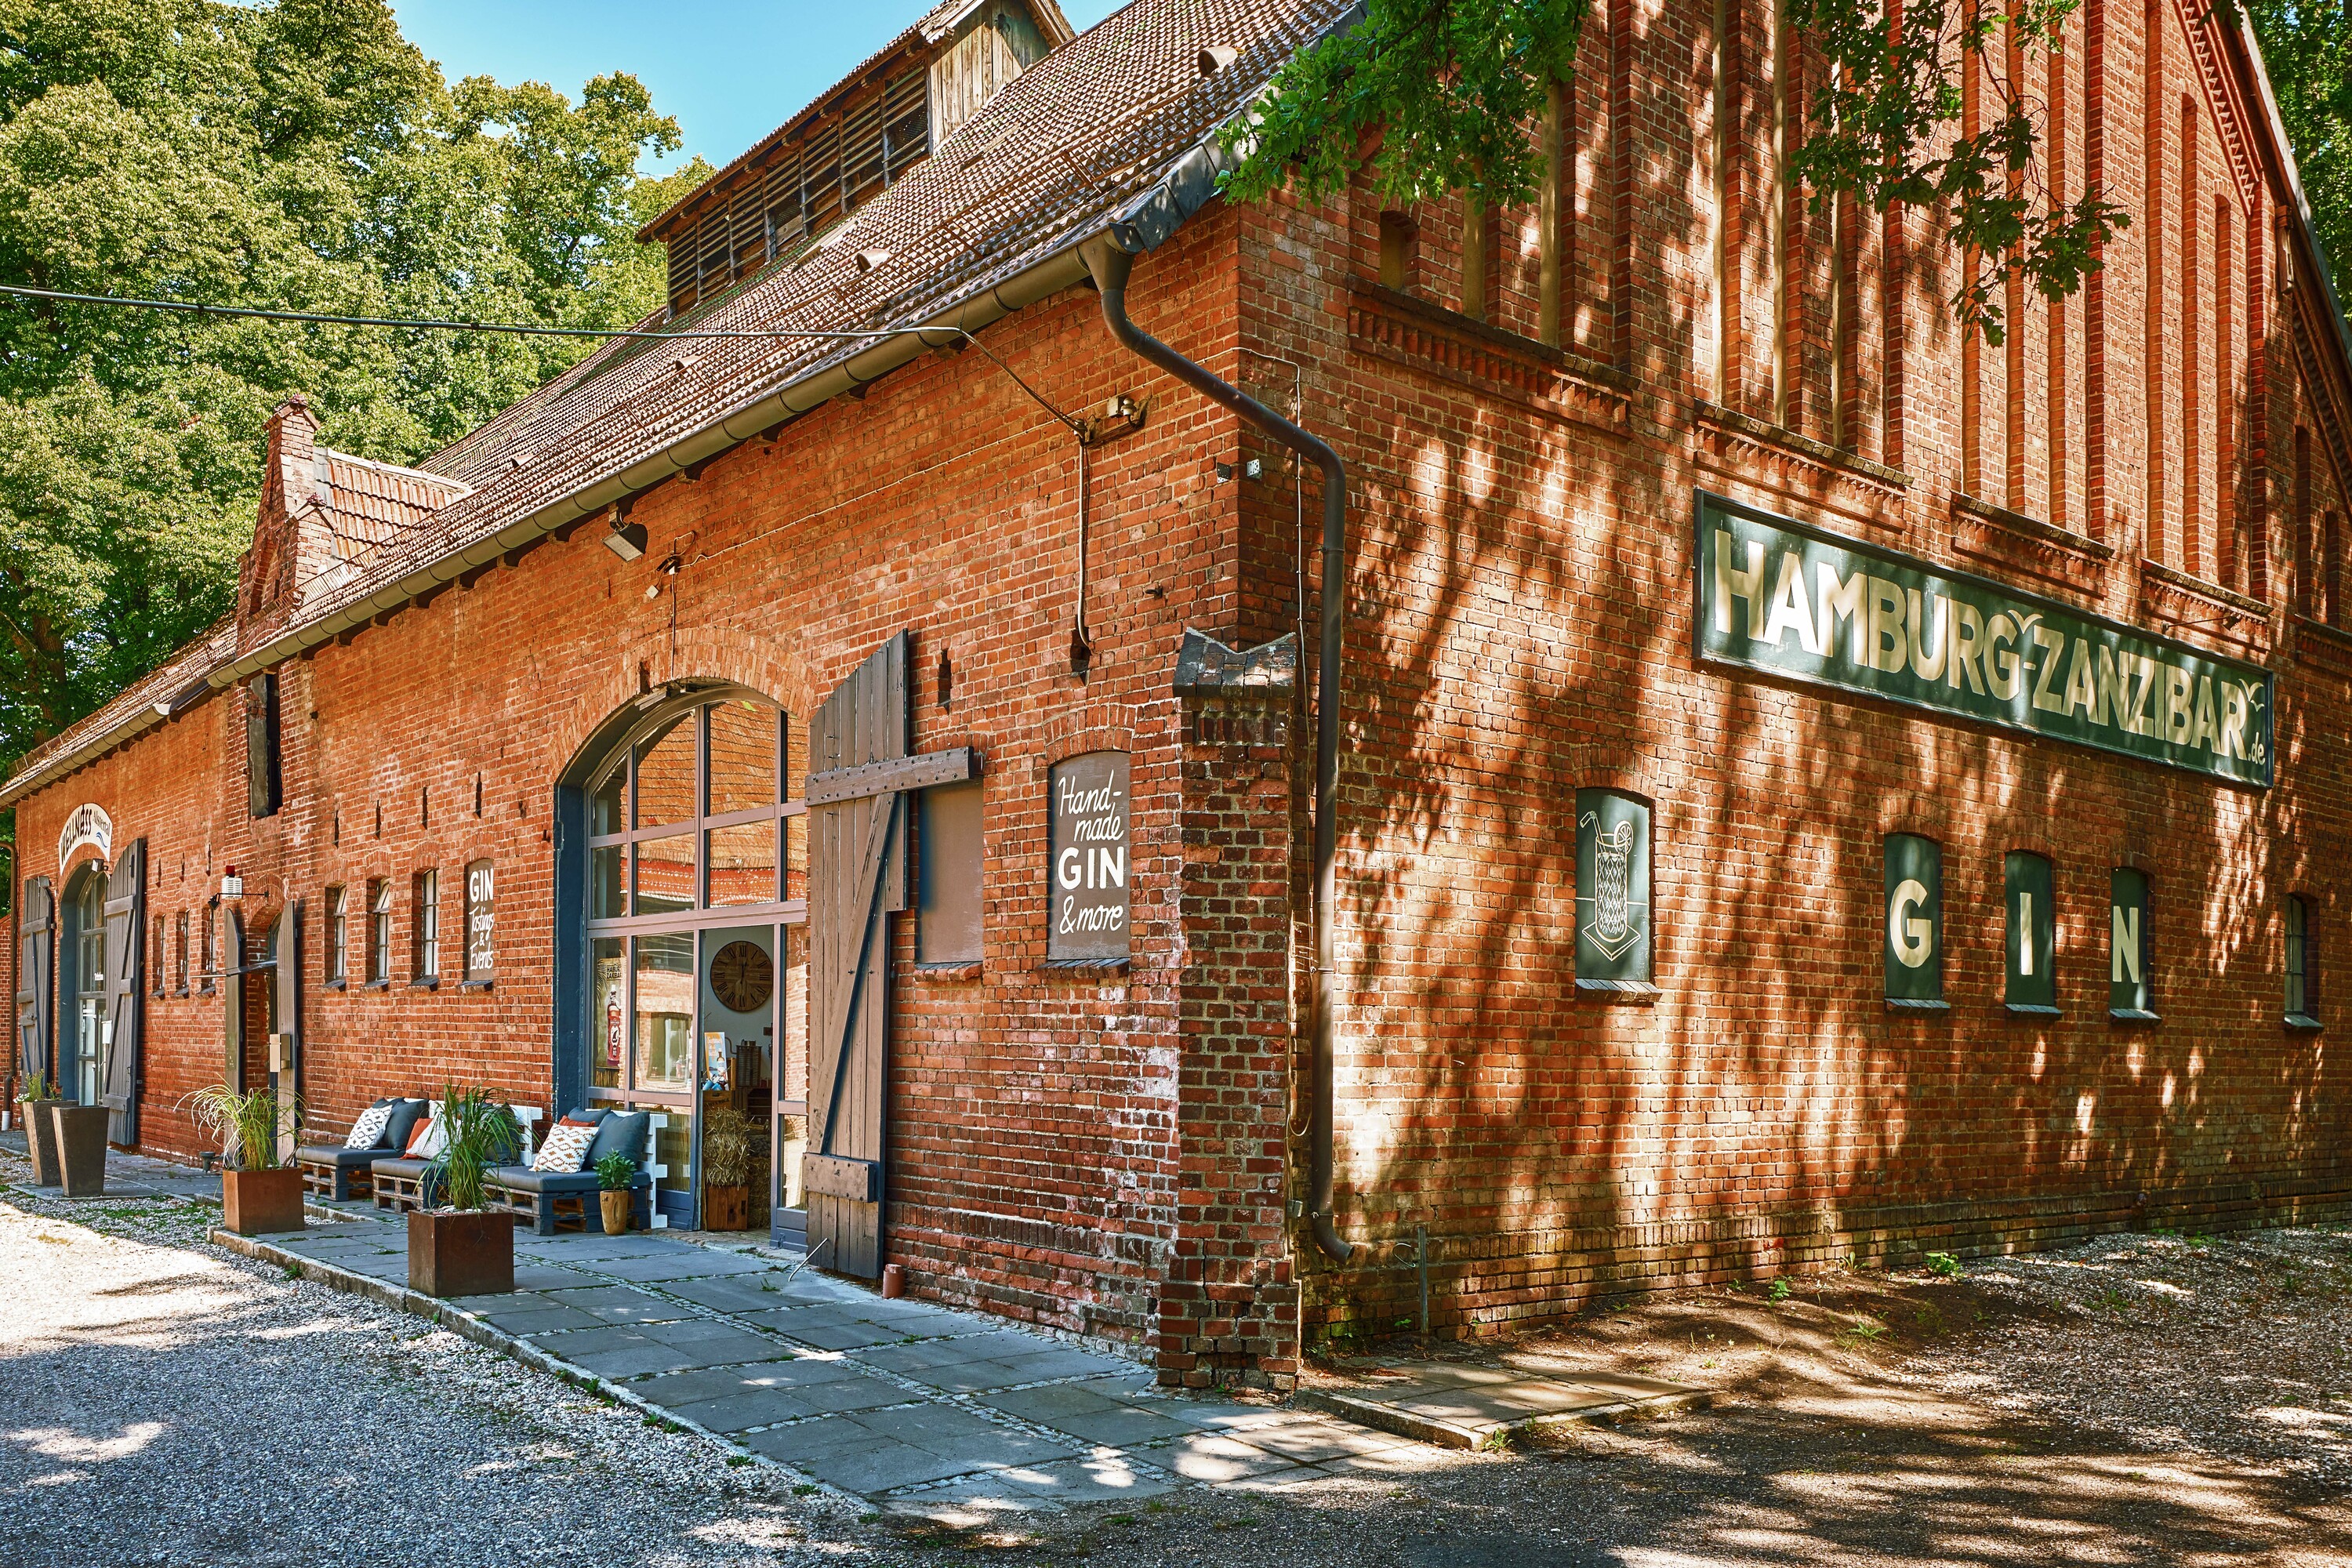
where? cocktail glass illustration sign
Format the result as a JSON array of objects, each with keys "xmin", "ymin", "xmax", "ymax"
[
  {"xmin": 1573, "ymin": 789, "xmax": 1651, "ymax": 985},
  {"xmin": 1049, "ymin": 751, "xmax": 1130, "ymax": 962}
]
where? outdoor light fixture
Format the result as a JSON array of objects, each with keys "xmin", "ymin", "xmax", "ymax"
[
  {"xmin": 220, "ymin": 865, "xmax": 244, "ymax": 899},
  {"xmin": 1214, "ymin": 458, "xmax": 1262, "ymax": 483},
  {"xmin": 604, "ymin": 515, "xmax": 648, "ymax": 560}
]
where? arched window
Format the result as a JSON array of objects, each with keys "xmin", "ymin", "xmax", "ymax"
[{"xmin": 568, "ymin": 692, "xmax": 808, "ymax": 1231}]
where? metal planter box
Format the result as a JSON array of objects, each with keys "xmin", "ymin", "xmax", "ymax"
[
  {"xmin": 49, "ymin": 1105, "xmax": 110, "ymax": 1197},
  {"xmin": 407, "ymin": 1209, "xmax": 514, "ymax": 1298},
  {"xmin": 223, "ymin": 1167, "xmax": 307, "ymax": 1235}
]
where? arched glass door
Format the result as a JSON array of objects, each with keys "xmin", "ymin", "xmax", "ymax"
[
  {"xmin": 585, "ymin": 695, "xmax": 808, "ymax": 1230},
  {"xmin": 69, "ymin": 872, "xmax": 105, "ymax": 1105}
]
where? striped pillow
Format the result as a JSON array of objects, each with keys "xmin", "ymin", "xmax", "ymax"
[{"xmin": 531, "ymin": 1118, "xmax": 599, "ymax": 1174}]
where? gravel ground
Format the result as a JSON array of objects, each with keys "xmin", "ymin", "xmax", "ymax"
[
  {"xmin": 0, "ymin": 1179, "xmax": 875, "ymax": 1567},
  {"xmin": 6, "ymin": 1147, "xmax": 2350, "ymax": 1567}
]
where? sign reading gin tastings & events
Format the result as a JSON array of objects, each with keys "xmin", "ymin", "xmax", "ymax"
[{"xmin": 1693, "ymin": 491, "xmax": 2275, "ymax": 786}]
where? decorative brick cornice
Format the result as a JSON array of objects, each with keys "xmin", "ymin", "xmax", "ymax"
[
  {"xmin": 2139, "ymin": 557, "xmax": 2274, "ymax": 656},
  {"xmin": 1949, "ymin": 493, "xmax": 2113, "ymax": 601},
  {"xmin": 1693, "ymin": 401, "xmax": 1910, "ymax": 531},
  {"xmin": 2289, "ymin": 615, "xmax": 2352, "ymax": 681},
  {"xmin": 1345, "ymin": 284, "xmax": 1631, "ymax": 437}
]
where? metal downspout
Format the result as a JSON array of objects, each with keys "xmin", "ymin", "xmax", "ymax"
[{"xmin": 1079, "ymin": 234, "xmax": 1352, "ymax": 1265}]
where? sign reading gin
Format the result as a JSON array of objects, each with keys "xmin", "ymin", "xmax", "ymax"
[
  {"xmin": 1048, "ymin": 750, "xmax": 1130, "ymax": 961},
  {"xmin": 1693, "ymin": 491, "xmax": 2274, "ymax": 786}
]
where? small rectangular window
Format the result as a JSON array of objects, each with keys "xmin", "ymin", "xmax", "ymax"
[
  {"xmin": 2109, "ymin": 869, "xmax": 2154, "ymax": 1021},
  {"xmin": 199, "ymin": 905, "xmax": 218, "ymax": 993},
  {"xmin": 2005, "ymin": 852, "xmax": 2058, "ymax": 1014},
  {"xmin": 414, "ymin": 869, "xmax": 439, "ymax": 981},
  {"xmin": 917, "ymin": 782, "xmax": 984, "ymax": 964},
  {"xmin": 151, "ymin": 916, "xmax": 165, "ymax": 997},
  {"xmin": 2287, "ymin": 895, "xmax": 2321, "ymax": 1029},
  {"xmin": 1884, "ymin": 834, "xmax": 1945, "ymax": 1008},
  {"xmin": 368, "ymin": 879, "xmax": 390, "ymax": 985},
  {"xmin": 464, "ymin": 860, "xmax": 494, "ymax": 983},
  {"xmin": 325, "ymin": 885, "xmax": 347, "ymax": 984},
  {"xmin": 245, "ymin": 671, "xmax": 281, "ymax": 819},
  {"xmin": 174, "ymin": 912, "xmax": 190, "ymax": 996}
]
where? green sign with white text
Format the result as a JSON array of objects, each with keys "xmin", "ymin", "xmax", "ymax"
[{"xmin": 1693, "ymin": 492, "xmax": 2274, "ymax": 786}]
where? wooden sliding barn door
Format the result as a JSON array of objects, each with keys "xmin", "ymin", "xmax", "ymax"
[
  {"xmin": 100, "ymin": 841, "xmax": 146, "ymax": 1145},
  {"xmin": 17, "ymin": 876, "xmax": 52, "ymax": 1092},
  {"xmin": 803, "ymin": 633, "xmax": 912, "ymax": 1279}
]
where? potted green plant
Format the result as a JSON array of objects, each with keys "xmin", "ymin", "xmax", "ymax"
[
  {"xmin": 186, "ymin": 1084, "xmax": 305, "ymax": 1233},
  {"xmin": 15, "ymin": 1071, "xmax": 64, "ymax": 1188},
  {"xmin": 408, "ymin": 1086, "xmax": 521, "ymax": 1298},
  {"xmin": 593, "ymin": 1152, "xmax": 636, "ymax": 1236},
  {"xmin": 701, "ymin": 1105, "xmax": 753, "ymax": 1232}
]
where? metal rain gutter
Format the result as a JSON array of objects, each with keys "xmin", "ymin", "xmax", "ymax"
[
  {"xmin": 0, "ymin": 243, "xmax": 1094, "ymax": 809},
  {"xmin": 1080, "ymin": 226, "xmax": 1355, "ymax": 1267}
]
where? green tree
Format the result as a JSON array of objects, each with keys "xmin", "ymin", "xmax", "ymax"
[
  {"xmin": 0, "ymin": 0, "xmax": 687, "ymax": 771},
  {"xmin": 2245, "ymin": 0, "xmax": 2352, "ymax": 295},
  {"xmin": 1219, "ymin": 0, "xmax": 2125, "ymax": 344}
]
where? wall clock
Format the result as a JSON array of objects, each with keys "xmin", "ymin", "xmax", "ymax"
[{"xmin": 710, "ymin": 940, "xmax": 774, "ymax": 1013}]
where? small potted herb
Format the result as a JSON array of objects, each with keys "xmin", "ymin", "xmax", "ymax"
[
  {"xmin": 593, "ymin": 1152, "xmax": 636, "ymax": 1236},
  {"xmin": 15, "ymin": 1070, "xmax": 64, "ymax": 1187},
  {"xmin": 408, "ymin": 1086, "xmax": 521, "ymax": 1297},
  {"xmin": 186, "ymin": 1084, "xmax": 305, "ymax": 1233}
]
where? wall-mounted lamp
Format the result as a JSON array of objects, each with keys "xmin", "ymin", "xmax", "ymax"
[
  {"xmin": 220, "ymin": 864, "xmax": 245, "ymax": 899},
  {"xmin": 1214, "ymin": 458, "xmax": 1263, "ymax": 484},
  {"xmin": 604, "ymin": 514, "xmax": 648, "ymax": 561}
]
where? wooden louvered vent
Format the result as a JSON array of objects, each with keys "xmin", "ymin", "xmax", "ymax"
[{"xmin": 665, "ymin": 69, "xmax": 930, "ymax": 318}]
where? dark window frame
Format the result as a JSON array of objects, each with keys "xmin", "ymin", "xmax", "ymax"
[{"xmin": 2287, "ymin": 895, "xmax": 2321, "ymax": 1029}]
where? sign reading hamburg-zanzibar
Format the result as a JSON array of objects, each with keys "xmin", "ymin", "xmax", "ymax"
[{"xmin": 1693, "ymin": 491, "xmax": 2275, "ymax": 787}]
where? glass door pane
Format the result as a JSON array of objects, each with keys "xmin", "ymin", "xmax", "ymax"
[
  {"xmin": 775, "ymin": 924, "xmax": 809, "ymax": 1236},
  {"xmin": 632, "ymin": 933, "xmax": 695, "ymax": 1092},
  {"xmin": 591, "ymin": 938, "xmax": 624, "ymax": 1092},
  {"xmin": 633, "ymin": 715, "xmax": 696, "ymax": 829}
]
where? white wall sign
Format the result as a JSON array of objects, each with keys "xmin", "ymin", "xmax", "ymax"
[{"xmin": 56, "ymin": 803, "xmax": 112, "ymax": 869}]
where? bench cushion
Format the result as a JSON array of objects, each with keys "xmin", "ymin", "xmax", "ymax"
[
  {"xmin": 368, "ymin": 1156, "xmax": 433, "ymax": 1180},
  {"xmin": 297, "ymin": 1145, "xmax": 389, "ymax": 1171},
  {"xmin": 487, "ymin": 1164, "xmax": 650, "ymax": 1196}
]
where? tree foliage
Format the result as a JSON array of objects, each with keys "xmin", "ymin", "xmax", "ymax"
[
  {"xmin": 0, "ymin": 0, "xmax": 698, "ymax": 774},
  {"xmin": 1219, "ymin": 0, "xmax": 2128, "ymax": 344},
  {"xmin": 2245, "ymin": 0, "xmax": 2352, "ymax": 298}
]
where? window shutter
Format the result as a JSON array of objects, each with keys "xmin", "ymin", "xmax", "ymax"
[
  {"xmin": 101, "ymin": 840, "xmax": 147, "ymax": 1143},
  {"xmin": 16, "ymin": 876, "xmax": 52, "ymax": 1091}
]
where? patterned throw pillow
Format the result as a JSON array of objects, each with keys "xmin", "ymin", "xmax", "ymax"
[
  {"xmin": 531, "ymin": 1119, "xmax": 598, "ymax": 1174},
  {"xmin": 405, "ymin": 1106, "xmax": 446, "ymax": 1160},
  {"xmin": 343, "ymin": 1102, "xmax": 395, "ymax": 1150}
]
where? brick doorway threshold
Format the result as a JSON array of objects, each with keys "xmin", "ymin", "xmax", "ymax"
[{"xmin": 1300, "ymin": 1359, "xmax": 1710, "ymax": 1450}]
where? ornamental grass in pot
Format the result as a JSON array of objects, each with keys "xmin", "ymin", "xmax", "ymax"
[
  {"xmin": 16, "ymin": 1071, "xmax": 65, "ymax": 1187},
  {"xmin": 594, "ymin": 1152, "xmax": 636, "ymax": 1236},
  {"xmin": 408, "ymin": 1087, "xmax": 521, "ymax": 1298},
  {"xmin": 186, "ymin": 1084, "xmax": 305, "ymax": 1234},
  {"xmin": 700, "ymin": 1105, "xmax": 753, "ymax": 1232}
]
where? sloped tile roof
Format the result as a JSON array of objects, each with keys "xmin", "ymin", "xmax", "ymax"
[
  {"xmin": 314, "ymin": 449, "xmax": 474, "ymax": 565},
  {"xmin": 2, "ymin": 0, "xmax": 1344, "ymax": 802}
]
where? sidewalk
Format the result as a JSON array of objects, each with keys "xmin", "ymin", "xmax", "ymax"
[{"xmin": 223, "ymin": 1188, "xmax": 1439, "ymax": 1519}]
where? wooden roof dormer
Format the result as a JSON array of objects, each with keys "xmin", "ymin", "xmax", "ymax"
[{"xmin": 639, "ymin": 0, "xmax": 1073, "ymax": 321}]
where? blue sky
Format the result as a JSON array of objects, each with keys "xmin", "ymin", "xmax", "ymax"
[{"xmin": 388, "ymin": 2, "xmax": 1126, "ymax": 174}]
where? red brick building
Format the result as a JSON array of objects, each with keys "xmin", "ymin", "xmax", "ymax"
[{"xmin": 8, "ymin": 0, "xmax": 2352, "ymax": 1386}]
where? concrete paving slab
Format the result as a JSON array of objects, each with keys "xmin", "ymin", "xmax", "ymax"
[
  {"xmin": 979, "ymin": 1386, "xmax": 1191, "ymax": 1448},
  {"xmin": 627, "ymin": 1360, "xmax": 852, "ymax": 1406},
  {"xmin": 789, "ymin": 1377, "xmax": 924, "ymax": 1416},
  {"xmin": 895, "ymin": 1356, "xmax": 1042, "ymax": 1395},
  {"xmin": 528, "ymin": 1323, "xmax": 659, "ymax": 1358},
  {"xmin": 658, "ymin": 1273, "xmax": 809, "ymax": 1314},
  {"xmin": 511, "ymin": 1265, "xmax": 597, "ymax": 1290},
  {"xmin": 537, "ymin": 1285, "xmax": 692, "ymax": 1324},
  {"xmin": 627, "ymin": 1323, "xmax": 795, "ymax": 1367},
  {"xmin": 747, "ymin": 1422, "xmax": 992, "ymax": 1492},
  {"xmin": 1299, "ymin": 1361, "xmax": 1709, "ymax": 1449},
  {"xmin": 591, "ymin": 1251, "xmax": 771, "ymax": 1283},
  {"xmin": 858, "ymin": 1338, "xmax": 1002, "ymax": 1374},
  {"xmin": 1228, "ymin": 1415, "xmax": 1414, "ymax": 1465},
  {"xmin": 564, "ymin": 1341, "xmax": 711, "ymax": 1380},
  {"xmin": 1138, "ymin": 1430, "xmax": 1301, "ymax": 1484},
  {"xmin": 764, "ymin": 1316, "xmax": 916, "ymax": 1351},
  {"xmin": 667, "ymin": 1388, "xmax": 825, "ymax": 1433}
]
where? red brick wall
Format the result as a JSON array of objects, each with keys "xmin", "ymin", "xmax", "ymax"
[{"xmin": 9, "ymin": 0, "xmax": 2352, "ymax": 1380}]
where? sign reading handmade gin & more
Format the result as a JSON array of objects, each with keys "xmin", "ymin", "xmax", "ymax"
[
  {"xmin": 1048, "ymin": 750, "xmax": 1130, "ymax": 963},
  {"xmin": 1694, "ymin": 491, "xmax": 2274, "ymax": 786}
]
